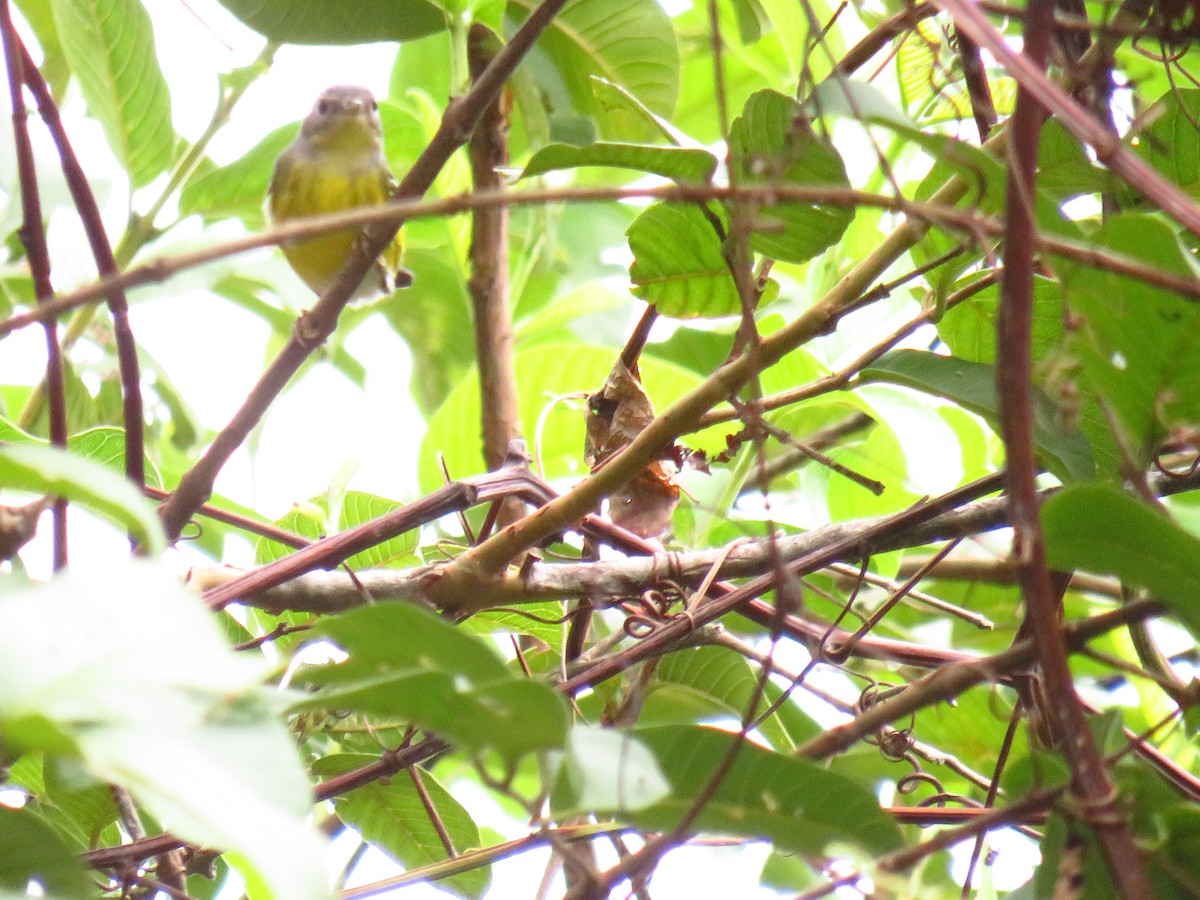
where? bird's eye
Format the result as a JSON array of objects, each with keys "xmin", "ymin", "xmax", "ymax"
[
  {"xmin": 317, "ymin": 100, "xmax": 331, "ymax": 115},
  {"xmin": 369, "ymin": 99, "xmax": 378, "ymax": 111}
]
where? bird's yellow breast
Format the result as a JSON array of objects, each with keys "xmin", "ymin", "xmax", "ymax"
[{"xmin": 269, "ymin": 154, "xmax": 402, "ymax": 297}]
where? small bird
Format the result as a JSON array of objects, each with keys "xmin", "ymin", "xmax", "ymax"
[{"xmin": 268, "ymin": 85, "xmax": 409, "ymax": 298}]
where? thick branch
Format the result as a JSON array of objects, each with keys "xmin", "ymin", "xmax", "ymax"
[{"xmin": 994, "ymin": 0, "xmax": 1149, "ymax": 890}]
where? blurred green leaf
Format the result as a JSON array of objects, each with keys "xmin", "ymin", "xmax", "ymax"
[
  {"xmin": 566, "ymin": 725, "xmax": 904, "ymax": 856},
  {"xmin": 293, "ymin": 604, "xmax": 569, "ymax": 761},
  {"xmin": 1059, "ymin": 214, "xmax": 1200, "ymax": 467},
  {"xmin": 510, "ymin": 0, "xmax": 679, "ymax": 139},
  {"xmin": 50, "ymin": 0, "xmax": 174, "ymax": 187},
  {"xmin": 0, "ymin": 562, "xmax": 328, "ymax": 900},
  {"xmin": 1043, "ymin": 483, "xmax": 1200, "ymax": 638},
  {"xmin": 217, "ymin": 0, "xmax": 444, "ymax": 44},
  {"xmin": 0, "ymin": 808, "xmax": 91, "ymax": 897},
  {"xmin": 859, "ymin": 350, "xmax": 1095, "ymax": 482},
  {"xmin": 419, "ymin": 342, "xmax": 703, "ymax": 492},
  {"xmin": 0, "ymin": 443, "xmax": 165, "ymax": 553}
]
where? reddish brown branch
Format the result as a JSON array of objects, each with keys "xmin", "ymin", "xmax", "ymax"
[
  {"xmin": 994, "ymin": 0, "xmax": 1149, "ymax": 891},
  {"xmin": 0, "ymin": 0, "xmax": 67, "ymax": 568},
  {"xmin": 18, "ymin": 41, "xmax": 144, "ymax": 488}
]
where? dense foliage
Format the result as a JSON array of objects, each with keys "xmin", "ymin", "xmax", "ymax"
[{"xmin": 2, "ymin": 0, "xmax": 1200, "ymax": 897}]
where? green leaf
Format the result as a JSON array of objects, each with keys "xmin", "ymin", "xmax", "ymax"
[
  {"xmin": 1128, "ymin": 89, "xmax": 1200, "ymax": 202},
  {"xmin": 50, "ymin": 0, "xmax": 174, "ymax": 187},
  {"xmin": 1038, "ymin": 119, "xmax": 1113, "ymax": 200},
  {"xmin": 510, "ymin": 0, "xmax": 680, "ymax": 137},
  {"xmin": 646, "ymin": 646, "xmax": 821, "ymax": 752},
  {"xmin": 67, "ymin": 426, "xmax": 162, "ymax": 488},
  {"xmin": 569, "ymin": 725, "xmax": 904, "ymax": 856},
  {"xmin": 1042, "ymin": 483, "xmax": 1200, "ymax": 638},
  {"xmin": 1058, "ymin": 214, "xmax": 1200, "ymax": 466},
  {"xmin": 522, "ymin": 142, "xmax": 717, "ymax": 183},
  {"xmin": 589, "ymin": 76, "xmax": 688, "ymax": 145},
  {"xmin": 895, "ymin": 17, "xmax": 943, "ymax": 112},
  {"xmin": 859, "ymin": 350, "xmax": 1095, "ymax": 482},
  {"xmin": 293, "ymin": 605, "xmax": 569, "ymax": 761},
  {"xmin": 338, "ymin": 491, "xmax": 419, "ymax": 569},
  {"xmin": 0, "ymin": 443, "xmax": 165, "ymax": 553},
  {"xmin": 181, "ymin": 124, "xmax": 297, "ymax": 227},
  {"xmin": 254, "ymin": 504, "xmax": 320, "ymax": 565},
  {"xmin": 628, "ymin": 203, "xmax": 744, "ymax": 317},
  {"xmin": 0, "ymin": 808, "xmax": 91, "ymax": 896},
  {"xmin": 0, "ymin": 562, "xmax": 329, "ymax": 900},
  {"xmin": 728, "ymin": 89, "xmax": 854, "ymax": 264},
  {"xmin": 315, "ymin": 754, "xmax": 488, "ymax": 899},
  {"xmin": 216, "ymin": 0, "xmax": 444, "ymax": 44}
]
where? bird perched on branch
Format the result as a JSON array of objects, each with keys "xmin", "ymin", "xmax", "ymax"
[{"xmin": 268, "ymin": 85, "xmax": 410, "ymax": 298}]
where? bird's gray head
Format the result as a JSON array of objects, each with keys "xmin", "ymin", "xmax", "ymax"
[{"xmin": 299, "ymin": 85, "xmax": 383, "ymax": 146}]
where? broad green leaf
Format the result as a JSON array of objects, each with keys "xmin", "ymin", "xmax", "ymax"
[
  {"xmin": 339, "ymin": 491, "xmax": 420, "ymax": 569},
  {"xmin": 755, "ymin": 0, "xmax": 808, "ymax": 75},
  {"xmin": 589, "ymin": 76, "xmax": 689, "ymax": 146},
  {"xmin": 936, "ymin": 276, "xmax": 1063, "ymax": 366},
  {"xmin": 569, "ymin": 725, "xmax": 904, "ymax": 856},
  {"xmin": 459, "ymin": 601, "xmax": 569, "ymax": 653},
  {"xmin": 0, "ymin": 443, "xmax": 165, "ymax": 553},
  {"xmin": 383, "ymin": 241, "xmax": 475, "ymax": 416},
  {"xmin": 67, "ymin": 426, "xmax": 162, "ymax": 488},
  {"xmin": 628, "ymin": 203, "xmax": 742, "ymax": 317},
  {"xmin": 859, "ymin": 350, "xmax": 1095, "ymax": 482},
  {"xmin": 216, "ymin": 0, "xmax": 444, "ymax": 44},
  {"xmin": 7, "ymin": 754, "xmax": 121, "ymax": 852},
  {"xmin": 936, "ymin": 275, "xmax": 1121, "ymax": 479},
  {"xmin": 1042, "ymin": 483, "xmax": 1200, "ymax": 638},
  {"xmin": 0, "ymin": 562, "xmax": 328, "ymax": 900},
  {"xmin": 1058, "ymin": 214, "xmax": 1200, "ymax": 466},
  {"xmin": 314, "ymin": 754, "xmax": 487, "ymax": 899},
  {"xmin": 522, "ymin": 142, "xmax": 717, "ymax": 183},
  {"xmin": 253, "ymin": 504, "xmax": 320, "ymax": 565},
  {"xmin": 314, "ymin": 603, "xmax": 508, "ymax": 684},
  {"xmin": 510, "ymin": 0, "xmax": 680, "ymax": 136},
  {"xmin": 50, "ymin": 0, "xmax": 174, "ymax": 187},
  {"xmin": 181, "ymin": 124, "xmax": 297, "ymax": 227},
  {"xmin": 760, "ymin": 849, "xmax": 821, "ymax": 891},
  {"xmin": 728, "ymin": 89, "xmax": 854, "ymax": 264},
  {"xmin": 0, "ymin": 808, "xmax": 91, "ymax": 897},
  {"xmin": 294, "ymin": 671, "xmax": 568, "ymax": 762},
  {"xmin": 293, "ymin": 604, "xmax": 569, "ymax": 761},
  {"xmin": 646, "ymin": 646, "xmax": 821, "ymax": 752},
  {"xmin": 0, "ymin": 421, "xmax": 161, "ymax": 488}
]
